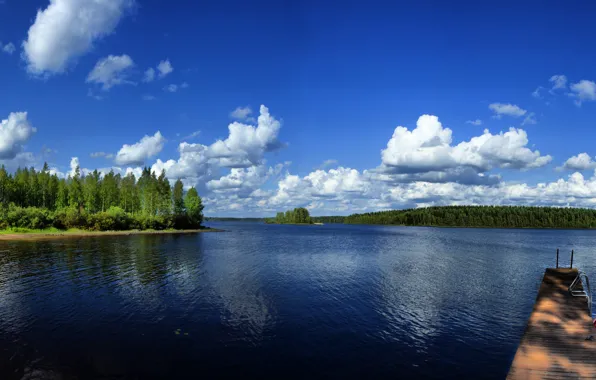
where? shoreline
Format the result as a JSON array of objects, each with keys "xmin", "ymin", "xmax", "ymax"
[{"xmin": 0, "ymin": 228, "xmax": 225, "ymax": 241}]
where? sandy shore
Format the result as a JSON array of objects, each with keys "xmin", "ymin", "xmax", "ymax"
[{"xmin": 0, "ymin": 228, "xmax": 224, "ymax": 241}]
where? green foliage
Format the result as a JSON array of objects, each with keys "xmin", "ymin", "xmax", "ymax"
[
  {"xmin": 311, "ymin": 216, "xmax": 346, "ymax": 223},
  {"xmin": 267, "ymin": 207, "xmax": 312, "ymax": 224},
  {"xmin": 184, "ymin": 187, "xmax": 204, "ymax": 228},
  {"xmin": 342, "ymin": 205, "xmax": 596, "ymax": 228},
  {"xmin": 173, "ymin": 179, "xmax": 185, "ymax": 216},
  {"xmin": 0, "ymin": 163, "xmax": 204, "ymax": 231},
  {"xmin": 2, "ymin": 205, "xmax": 53, "ymax": 229}
]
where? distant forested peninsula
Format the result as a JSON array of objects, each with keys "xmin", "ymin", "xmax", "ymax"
[
  {"xmin": 0, "ymin": 163, "xmax": 204, "ymax": 233},
  {"xmin": 312, "ymin": 206, "xmax": 596, "ymax": 229}
]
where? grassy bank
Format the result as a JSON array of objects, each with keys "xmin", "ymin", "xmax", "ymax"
[{"xmin": 0, "ymin": 227, "xmax": 223, "ymax": 241}]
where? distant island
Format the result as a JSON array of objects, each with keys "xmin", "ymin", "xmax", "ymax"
[
  {"xmin": 0, "ymin": 163, "xmax": 209, "ymax": 236},
  {"xmin": 312, "ymin": 206, "xmax": 596, "ymax": 229},
  {"xmin": 265, "ymin": 207, "xmax": 315, "ymax": 225}
]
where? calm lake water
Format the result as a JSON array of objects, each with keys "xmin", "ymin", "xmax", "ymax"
[{"xmin": 1, "ymin": 222, "xmax": 595, "ymax": 379}]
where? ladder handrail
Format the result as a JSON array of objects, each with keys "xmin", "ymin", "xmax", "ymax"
[{"xmin": 569, "ymin": 271, "xmax": 592, "ymax": 317}]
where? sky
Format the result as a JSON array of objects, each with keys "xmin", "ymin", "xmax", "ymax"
[{"xmin": 2, "ymin": 0, "xmax": 596, "ymax": 216}]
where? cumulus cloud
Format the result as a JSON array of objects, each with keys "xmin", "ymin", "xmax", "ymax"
[
  {"xmin": 1, "ymin": 42, "xmax": 15, "ymax": 55},
  {"xmin": 208, "ymin": 105, "xmax": 284, "ymax": 168},
  {"xmin": 114, "ymin": 131, "xmax": 165, "ymax": 166},
  {"xmin": 239, "ymin": 165, "xmax": 596, "ymax": 215},
  {"xmin": 549, "ymin": 75, "xmax": 567, "ymax": 90},
  {"xmin": 86, "ymin": 55, "xmax": 134, "ymax": 90},
  {"xmin": 560, "ymin": 153, "xmax": 596, "ymax": 171},
  {"xmin": 379, "ymin": 115, "xmax": 550, "ymax": 178},
  {"xmin": 69, "ymin": 157, "xmax": 81, "ymax": 177},
  {"xmin": 22, "ymin": 0, "xmax": 134, "ymax": 75},
  {"xmin": 65, "ymin": 156, "xmax": 142, "ymax": 179},
  {"xmin": 157, "ymin": 59, "xmax": 173, "ymax": 78},
  {"xmin": 466, "ymin": 119, "xmax": 482, "ymax": 126},
  {"xmin": 147, "ymin": 104, "xmax": 285, "ymax": 196},
  {"xmin": 207, "ymin": 164, "xmax": 284, "ymax": 197},
  {"xmin": 0, "ymin": 112, "xmax": 37, "ymax": 159},
  {"xmin": 143, "ymin": 68, "xmax": 155, "ymax": 82},
  {"xmin": 142, "ymin": 94, "xmax": 156, "ymax": 101},
  {"xmin": 489, "ymin": 103, "xmax": 527, "ymax": 118},
  {"xmin": 569, "ymin": 80, "xmax": 596, "ymax": 106}
]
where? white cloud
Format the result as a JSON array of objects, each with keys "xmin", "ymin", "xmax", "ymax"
[
  {"xmin": 521, "ymin": 112, "xmax": 537, "ymax": 126},
  {"xmin": 114, "ymin": 131, "xmax": 166, "ymax": 166},
  {"xmin": 207, "ymin": 164, "xmax": 284, "ymax": 197},
  {"xmin": 466, "ymin": 119, "xmax": 482, "ymax": 126},
  {"xmin": 143, "ymin": 68, "xmax": 155, "ymax": 82},
  {"xmin": 230, "ymin": 106, "xmax": 252, "ymax": 120},
  {"xmin": 561, "ymin": 153, "xmax": 596, "ymax": 171},
  {"xmin": 157, "ymin": 59, "xmax": 173, "ymax": 78},
  {"xmin": 164, "ymin": 84, "xmax": 178, "ymax": 92},
  {"xmin": 0, "ymin": 112, "xmax": 37, "ymax": 159},
  {"xmin": 569, "ymin": 80, "xmax": 596, "ymax": 105},
  {"xmin": 320, "ymin": 159, "xmax": 338, "ymax": 169},
  {"xmin": 183, "ymin": 130, "xmax": 201, "ymax": 140},
  {"xmin": 180, "ymin": 82, "xmax": 189, "ymax": 88},
  {"xmin": 532, "ymin": 87, "xmax": 543, "ymax": 99},
  {"xmin": 379, "ymin": 115, "xmax": 550, "ymax": 180},
  {"xmin": 235, "ymin": 165, "xmax": 596, "ymax": 215},
  {"xmin": 90, "ymin": 151, "xmax": 114, "ymax": 159},
  {"xmin": 489, "ymin": 103, "xmax": 527, "ymax": 118},
  {"xmin": 549, "ymin": 74, "xmax": 567, "ymax": 90},
  {"xmin": 0, "ymin": 152, "xmax": 36, "ymax": 173},
  {"xmin": 69, "ymin": 157, "xmax": 80, "ymax": 177},
  {"xmin": 267, "ymin": 167, "xmax": 374, "ymax": 209},
  {"xmin": 142, "ymin": 94, "xmax": 156, "ymax": 101},
  {"xmin": 86, "ymin": 55, "xmax": 134, "ymax": 90},
  {"xmin": 22, "ymin": 0, "xmax": 133, "ymax": 75},
  {"xmin": 208, "ymin": 105, "xmax": 284, "ymax": 168},
  {"xmin": 147, "ymin": 104, "xmax": 285, "ymax": 195},
  {"xmin": 2, "ymin": 42, "xmax": 15, "ymax": 55}
]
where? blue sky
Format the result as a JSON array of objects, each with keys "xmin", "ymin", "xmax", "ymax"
[{"xmin": 2, "ymin": 0, "xmax": 596, "ymax": 216}]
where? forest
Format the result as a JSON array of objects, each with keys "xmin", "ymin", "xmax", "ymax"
[
  {"xmin": 340, "ymin": 206, "xmax": 596, "ymax": 229},
  {"xmin": 0, "ymin": 163, "xmax": 204, "ymax": 231},
  {"xmin": 266, "ymin": 207, "xmax": 313, "ymax": 224}
]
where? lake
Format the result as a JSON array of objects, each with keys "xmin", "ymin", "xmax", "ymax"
[{"xmin": 0, "ymin": 222, "xmax": 595, "ymax": 379}]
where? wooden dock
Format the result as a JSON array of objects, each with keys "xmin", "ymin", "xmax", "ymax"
[{"xmin": 508, "ymin": 268, "xmax": 596, "ymax": 379}]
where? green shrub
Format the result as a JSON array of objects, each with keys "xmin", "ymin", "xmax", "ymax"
[
  {"xmin": 5, "ymin": 205, "xmax": 53, "ymax": 229},
  {"xmin": 53, "ymin": 207, "xmax": 87, "ymax": 229}
]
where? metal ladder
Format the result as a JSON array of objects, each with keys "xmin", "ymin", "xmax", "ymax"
[{"xmin": 569, "ymin": 270, "xmax": 593, "ymax": 318}]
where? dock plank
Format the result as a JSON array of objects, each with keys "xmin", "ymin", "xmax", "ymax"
[{"xmin": 508, "ymin": 268, "xmax": 596, "ymax": 379}]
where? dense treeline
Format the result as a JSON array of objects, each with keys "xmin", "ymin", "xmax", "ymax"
[
  {"xmin": 311, "ymin": 216, "xmax": 346, "ymax": 224},
  {"xmin": 342, "ymin": 206, "xmax": 596, "ymax": 229},
  {"xmin": 0, "ymin": 163, "xmax": 204, "ymax": 231},
  {"xmin": 266, "ymin": 207, "xmax": 313, "ymax": 224}
]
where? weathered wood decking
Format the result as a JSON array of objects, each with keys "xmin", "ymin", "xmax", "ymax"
[{"xmin": 508, "ymin": 268, "xmax": 596, "ymax": 379}]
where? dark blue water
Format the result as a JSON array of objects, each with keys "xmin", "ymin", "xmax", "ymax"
[{"xmin": 0, "ymin": 222, "xmax": 595, "ymax": 379}]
